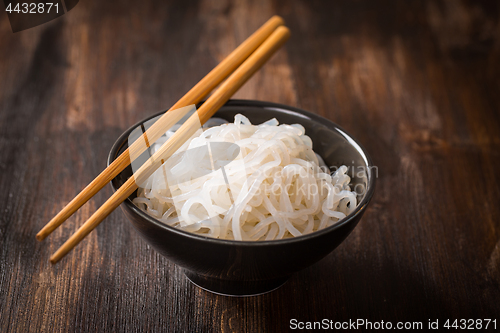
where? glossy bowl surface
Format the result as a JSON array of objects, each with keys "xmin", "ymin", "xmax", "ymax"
[{"xmin": 108, "ymin": 99, "xmax": 375, "ymax": 296}]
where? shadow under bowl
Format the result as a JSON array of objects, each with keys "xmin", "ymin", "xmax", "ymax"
[{"xmin": 108, "ymin": 99, "xmax": 375, "ymax": 296}]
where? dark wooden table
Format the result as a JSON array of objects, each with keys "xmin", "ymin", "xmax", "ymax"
[{"xmin": 1, "ymin": 0, "xmax": 499, "ymax": 332}]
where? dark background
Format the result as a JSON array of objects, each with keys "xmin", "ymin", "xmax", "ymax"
[{"xmin": 1, "ymin": 0, "xmax": 499, "ymax": 331}]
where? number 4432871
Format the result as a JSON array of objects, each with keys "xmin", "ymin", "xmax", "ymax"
[
  {"xmin": 444, "ymin": 319, "xmax": 496, "ymax": 330},
  {"xmin": 6, "ymin": 3, "xmax": 59, "ymax": 14}
]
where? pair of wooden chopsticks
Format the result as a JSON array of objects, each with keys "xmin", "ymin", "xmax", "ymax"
[{"xmin": 37, "ymin": 16, "xmax": 290, "ymax": 264}]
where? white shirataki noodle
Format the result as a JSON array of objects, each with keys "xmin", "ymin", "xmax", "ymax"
[{"xmin": 133, "ymin": 114, "xmax": 357, "ymax": 241}]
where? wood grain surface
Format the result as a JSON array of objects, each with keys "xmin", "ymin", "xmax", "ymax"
[{"xmin": 1, "ymin": 0, "xmax": 499, "ymax": 332}]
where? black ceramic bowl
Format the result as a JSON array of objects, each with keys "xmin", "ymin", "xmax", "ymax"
[{"xmin": 108, "ymin": 100, "xmax": 375, "ymax": 296}]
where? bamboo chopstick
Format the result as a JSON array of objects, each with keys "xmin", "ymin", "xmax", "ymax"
[
  {"xmin": 50, "ymin": 26, "xmax": 291, "ymax": 264},
  {"xmin": 36, "ymin": 16, "xmax": 285, "ymax": 241}
]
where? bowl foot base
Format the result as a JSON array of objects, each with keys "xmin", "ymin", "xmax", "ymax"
[{"xmin": 184, "ymin": 271, "xmax": 290, "ymax": 297}]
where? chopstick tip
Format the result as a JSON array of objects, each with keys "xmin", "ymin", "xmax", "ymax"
[
  {"xmin": 275, "ymin": 26, "xmax": 291, "ymax": 39},
  {"xmin": 49, "ymin": 254, "xmax": 59, "ymax": 264},
  {"xmin": 271, "ymin": 15, "xmax": 285, "ymax": 26}
]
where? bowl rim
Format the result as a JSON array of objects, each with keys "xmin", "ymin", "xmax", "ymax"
[{"xmin": 108, "ymin": 99, "xmax": 376, "ymax": 247}]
